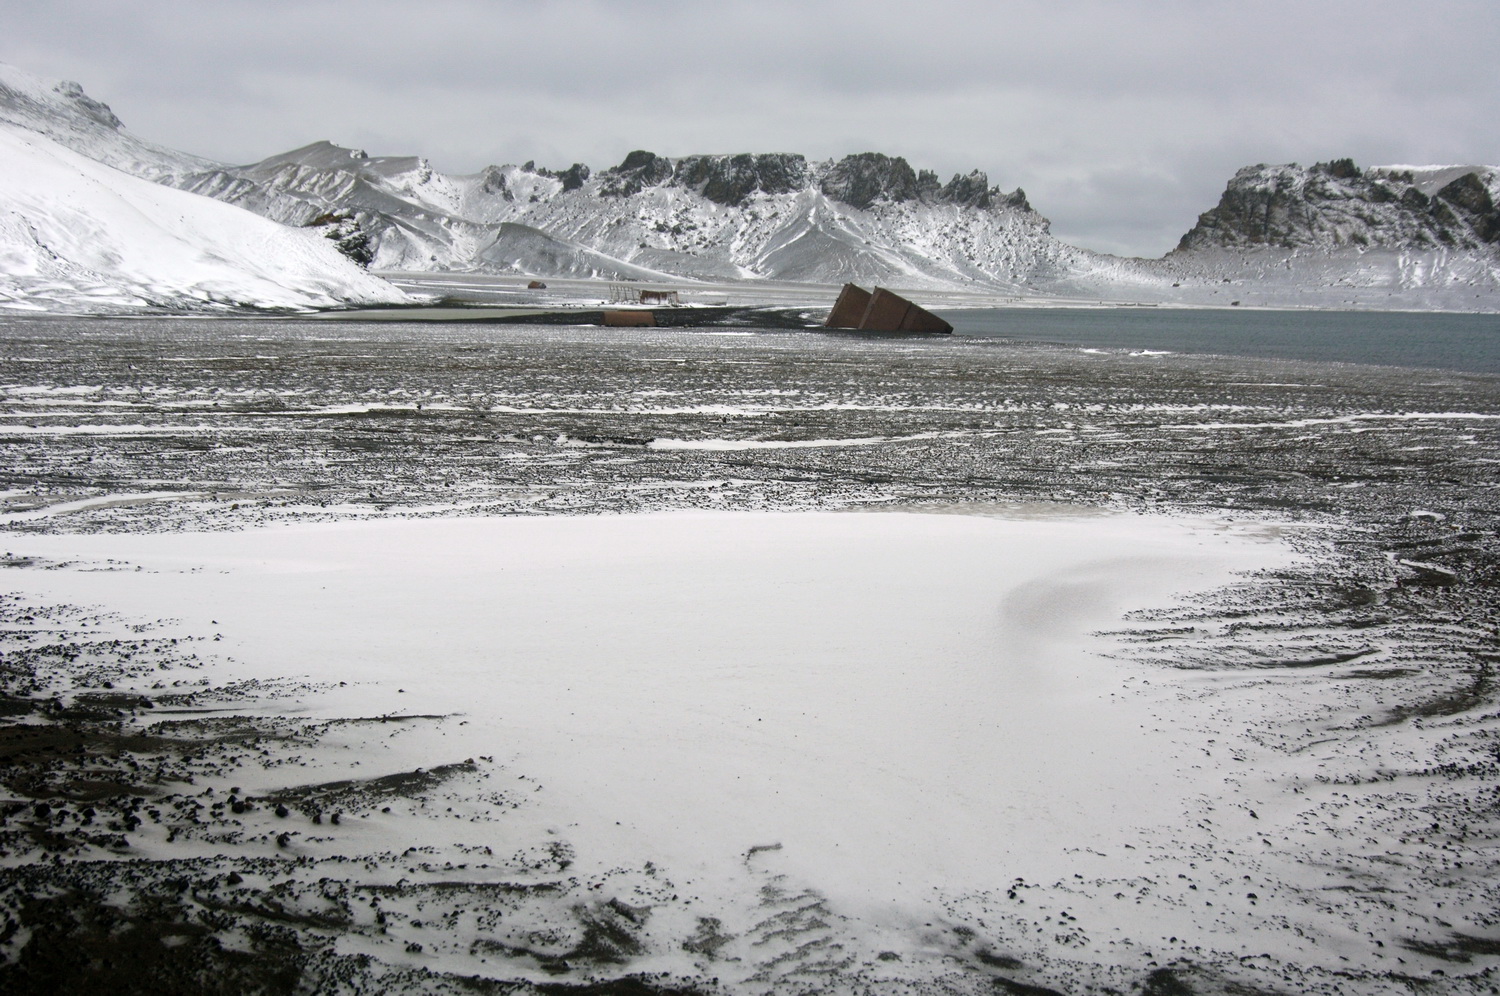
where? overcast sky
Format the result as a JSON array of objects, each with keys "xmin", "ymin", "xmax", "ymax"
[{"xmin": 3, "ymin": 0, "xmax": 1496, "ymax": 257}]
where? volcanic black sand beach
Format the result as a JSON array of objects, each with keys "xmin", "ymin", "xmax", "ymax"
[{"xmin": 1, "ymin": 317, "xmax": 1498, "ymax": 995}]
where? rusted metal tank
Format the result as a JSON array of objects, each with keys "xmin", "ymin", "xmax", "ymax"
[{"xmin": 824, "ymin": 283, "xmax": 952, "ymax": 333}]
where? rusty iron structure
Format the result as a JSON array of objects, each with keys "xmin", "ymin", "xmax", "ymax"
[
  {"xmin": 602, "ymin": 310, "xmax": 656, "ymax": 327},
  {"xmin": 823, "ymin": 283, "xmax": 952, "ymax": 334}
]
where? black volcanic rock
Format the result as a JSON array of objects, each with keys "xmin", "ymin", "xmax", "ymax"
[
  {"xmin": 938, "ymin": 170, "xmax": 992, "ymax": 208},
  {"xmin": 478, "ymin": 165, "xmax": 513, "ymax": 199},
  {"xmin": 1437, "ymin": 172, "xmax": 1496, "ymax": 217},
  {"xmin": 600, "ymin": 150, "xmax": 673, "ymax": 197},
  {"xmin": 303, "ymin": 211, "xmax": 374, "ymax": 267},
  {"xmin": 1176, "ymin": 159, "xmax": 1500, "ymax": 252},
  {"xmin": 558, "ymin": 162, "xmax": 591, "ymax": 192},
  {"xmin": 672, "ymin": 153, "xmax": 809, "ymax": 206},
  {"xmin": 820, "ymin": 153, "xmax": 920, "ymax": 209},
  {"xmin": 1002, "ymin": 187, "xmax": 1032, "ymax": 212}
]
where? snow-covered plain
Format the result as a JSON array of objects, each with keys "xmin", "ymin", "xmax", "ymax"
[{"xmin": 4, "ymin": 508, "xmax": 1312, "ymax": 988}]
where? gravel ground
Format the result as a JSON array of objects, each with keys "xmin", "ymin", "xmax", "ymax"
[{"xmin": 1, "ymin": 316, "xmax": 1498, "ymax": 995}]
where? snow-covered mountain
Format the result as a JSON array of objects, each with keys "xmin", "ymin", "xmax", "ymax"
[
  {"xmin": 1151, "ymin": 159, "xmax": 1500, "ymax": 310},
  {"xmin": 3, "ymin": 62, "xmax": 1498, "ymax": 312},
  {"xmin": 166, "ymin": 140, "xmax": 1500, "ymax": 309},
  {"xmin": 173, "ymin": 142, "xmax": 1106, "ymax": 293},
  {"xmin": 1177, "ymin": 158, "xmax": 1500, "ymax": 252},
  {"xmin": 0, "ymin": 65, "xmax": 406, "ymax": 314}
]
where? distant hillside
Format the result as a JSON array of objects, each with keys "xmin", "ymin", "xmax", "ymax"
[
  {"xmin": 2, "ymin": 61, "xmax": 1498, "ymax": 313},
  {"xmin": 1177, "ymin": 158, "xmax": 1500, "ymax": 252},
  {"xmin": 0, "ymin": 65, "xmax": 407, "ymax": 314}
]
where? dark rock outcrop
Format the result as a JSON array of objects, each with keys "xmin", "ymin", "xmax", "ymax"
[
  {"xmin": 558, "ymin": 162, "xmax": 591, "ymax": 192},
  {"xmin": 520, "ymin": 161, "xmax": 591, "ymax": 192},
  {"xmin": 600, "ymin": 150, "xmax": 673, "ymax": 198},
  {"xmin": 938, "ymin": 170, "xmax": 992, "ymax": 208},
  {"xmin": 478, "ymin": 165, "xmax": 513, "ymax": 199},
  {"xmin": 820, "ymin": 153, "xmax": 921, "ymax": 209},
  {"xmin": 303, "ymin": 211, "xmax": 374, "ymax": 267},
  {"xmin": 1176, "ymin": 159, "xmax": 1500, "ymax": 252},
  {"xmin": 672, "ymin": 153, "xmax": 809, "ymax": 206},
  {"xmin": 916, "ymin": 169, "xmax": 942, "ymax": 199}
]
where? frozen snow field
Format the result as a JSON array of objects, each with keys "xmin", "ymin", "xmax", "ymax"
[{"xmin": 0, "ymin": 507, "xmax": 1349, "ymax": 990}]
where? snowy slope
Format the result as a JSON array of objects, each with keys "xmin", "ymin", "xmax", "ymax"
[
  {"xmin": 4, "ymin": 62, "xmax": 1499, "ymax": 310},
  {"xmin": 0, "ymin": 63, "xmax": 212, "ymax": 182},
  {"xmin": 171, "ymin": 145, "xmax": 1095, "ymax": 291},
  {"xmin": 0, "ymin": 123, "xmax": 408, "ymax": 314},
  {"xmin": 177, "ymin": 139, "xmax": 1500, "ymax": 308}
]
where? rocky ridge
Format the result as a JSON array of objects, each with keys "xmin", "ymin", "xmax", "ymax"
[
  {"xmin": 1178, "ymin": 158, "xmax": 1500, "ymax": 253},
  {"xmin": 2, "ymin": 62, "xmax": 1500, "ymax": 309}
]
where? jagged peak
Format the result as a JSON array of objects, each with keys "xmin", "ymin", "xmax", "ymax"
[
  {"xmin": 599, "ymin": 150, "xmax": 673, "ymax": 197},
  {"xmin": 671, "ymin": 153, "xmax": 809, "ymax": 206},
  {"xmin": 245, "ymin": 140, "xmax": 372, "ymax": 171},
  {"xmin": 819, "ymin": 152, "xmax": 920, "ymax": 209}
]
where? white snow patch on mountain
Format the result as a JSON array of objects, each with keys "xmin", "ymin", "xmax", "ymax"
[
  {"xmin": 0, "ymin": 63, "xmax": 211, "ymax": 182},
  {"xmin": 0, "ymin": 123, "xmax": 407, "ymax": 314}
]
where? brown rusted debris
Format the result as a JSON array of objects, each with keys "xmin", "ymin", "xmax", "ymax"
[
  {"xmin": 603, "ymin": 310, "xmax": 656, "ymax": 327},
  {"xmin": 823, "ymin": 283, "xmax": 952, "ymax": 334}
]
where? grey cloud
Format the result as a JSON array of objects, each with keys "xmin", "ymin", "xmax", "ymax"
[{"xmin": 2, "ymin": 0, "xmax": 1497, "ymax": 256}]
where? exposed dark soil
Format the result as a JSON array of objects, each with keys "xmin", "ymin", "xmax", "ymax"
[{"xmin": 2, "ymin": 317, "xmax": 1499, "ymax": 994}]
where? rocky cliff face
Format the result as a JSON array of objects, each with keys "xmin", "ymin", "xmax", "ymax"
[
  {"xmin": 586, "ymin": 149, "xmax": 1029, "ymax": 215},
  {"xmin": 152, "ymin": 141, "xmax": 1057, "ymax": 287},
  {"xmin": 673, "ymin": 153, "xmax": 810, "ymax": 206},
  {"xmin": 1176, "ymin": 159, "xmax": 1500, "ymax": 253}
]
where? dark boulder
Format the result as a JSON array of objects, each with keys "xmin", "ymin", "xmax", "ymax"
[{"xmin": 558, "ymin": 162, "xmax": 591, "ymax": 192}]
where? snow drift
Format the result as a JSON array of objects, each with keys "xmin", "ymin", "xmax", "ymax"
[
  {"xmin": 0, "ymin": 123, "xmax": 407, "ymax": 313},
  {"xmin": 0, "ymin": 65, "xmax": 406, "ymax": 314}
]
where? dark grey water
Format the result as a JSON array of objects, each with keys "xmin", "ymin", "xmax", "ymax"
[{"xmin": 940, "ymin": 307, "xmax": 1500, "ymax": 374}]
